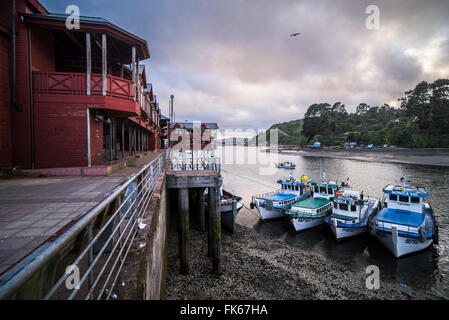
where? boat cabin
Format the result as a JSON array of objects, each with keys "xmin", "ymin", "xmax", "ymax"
[
  {"xmin": 277, "ymin": 175, "xmax": 312, "ymax": 196},
  {"xmin": 333, "ymin": 190, "xmax": 364, "ymax": 220},
  {"xmin": 383, "ymin": 184, "xmax": 428, "ymax": 214},
  {"xmin": 258, "ymin": 193, "xmax": 299, "ymax": 209},
  {"xmin": 311, "ymin": 181, "xmax": 339, "ymax": 200}
]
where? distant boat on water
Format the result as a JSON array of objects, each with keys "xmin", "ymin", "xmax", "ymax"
[{"xmin": 276, "ymin": 161, "xmax": 296, "ymax": 169}]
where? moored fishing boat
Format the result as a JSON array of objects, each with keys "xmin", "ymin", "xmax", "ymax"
[
  {"xmin": 285, "ymin": 176, "xmax": 339, "ymax": 232},
  {"xmin": 325, "ymin": 187, "xmax": 380, "ymax": 240},
  {"xmin": 369, "ymin": 176, "xmax": 438, "ymax": 258},
  {"xmin": 205, "ymin": 188, "xmax": 243, "ymax": 232},
  {"xmin": 250, "ymin": 175, "xmax": 312, "ymax": 221}
]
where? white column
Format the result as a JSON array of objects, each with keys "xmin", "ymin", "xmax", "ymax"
[
  {"xmin": 136, "ymin": 58, "xmax": 140, "ymax": 104},
  {"xmin": 102, "ymin": 33, "xmax": 107, "ymax": 96},
  {"xmin": 132, "ymin": 46, "xmax": 136, "ymax": 101},
  {"xmin": 86, "ymin": 33, "xmax": 91, "ymax": 95},
  {"xmin": 87, "ymin": 108, "xmax": 91, "ymax": 167}
]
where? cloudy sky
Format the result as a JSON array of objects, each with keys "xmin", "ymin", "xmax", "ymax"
[{"xmin": 42, "ymin": 0, "xmax": 449, "ymax": 137}]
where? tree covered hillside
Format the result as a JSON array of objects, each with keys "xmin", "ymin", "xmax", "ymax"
[{"xmin": 252, "ymin": 79, "xmax": 449, "ymax": 148}]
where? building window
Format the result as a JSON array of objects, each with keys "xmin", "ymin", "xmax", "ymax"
[{"xmin": 389, "ymin": 194, "xmax": 398, "ymax": 201}]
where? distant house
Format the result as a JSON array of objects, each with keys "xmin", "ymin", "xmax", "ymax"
[{"xmin": 170, "ymin": 121, "xmax": 219, "ymax": 150}]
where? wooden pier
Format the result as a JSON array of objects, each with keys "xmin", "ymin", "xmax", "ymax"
[{"xmin": 166, "ymin": 168, "xmax": 222, "ymax": 275}]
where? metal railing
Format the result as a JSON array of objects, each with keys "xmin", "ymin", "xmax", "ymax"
[
  {"xmin": 0, "ymin": 154, "xmax": 165, "ymax": 300},
  {"xmin": 168, "ymin": 149, "xmax": 221, "ymax": 173}
]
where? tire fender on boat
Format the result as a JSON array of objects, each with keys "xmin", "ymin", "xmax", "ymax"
[
  {"xmin": 250, "ymin": 202, "xmax": 255, "ymax": 209},
  {"xmin": 418, "ymin": 226, "xmax": 426, "ymax": 243},
  {"xmin": 369, "ymin": 220, "xmax": 377, "ymax": 236}
]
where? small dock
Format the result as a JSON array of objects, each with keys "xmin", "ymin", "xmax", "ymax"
[{"xmin": 166, "ymin": 155, "xmax": 223, "ymax": 274}]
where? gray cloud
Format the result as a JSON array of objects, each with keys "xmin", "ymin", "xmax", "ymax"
[{"xmin": 42, "ymin": 0, "xmax": 449, "ymax": 135}]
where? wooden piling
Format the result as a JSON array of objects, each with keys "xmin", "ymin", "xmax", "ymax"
[
  {"xmin": 211, "ymin": 187, "xmax": 222, "ymax": 274},
  {"xmin": 199, "ymin": 188, "xmax": 206, "ymax": 232},
  {"xmin": 207, "ymin": 187, "xmax": 213, "ymax": 258},
  {"xmin": 178, "ymin": 188, "xmax": 190, "ymax": 274}
]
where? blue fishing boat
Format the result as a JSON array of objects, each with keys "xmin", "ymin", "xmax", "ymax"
[
  {"xmin": 370, "ymin": 176, "xmax": 438, "ymax": 257},
  {"xmin": 250, "ymin": 175, "xmax": 312, "ymax": 221}
]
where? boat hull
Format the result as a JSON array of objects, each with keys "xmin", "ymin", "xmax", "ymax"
[
  {"xmin": 291, "ymin": 217, "xmax": 325, "ymax": 231},
  {"xmin": 330, "ymin": 224, "xmax": 367, "ymax": 240},
  {"xmin": 257, "ymin": 204, "xmax": 285, "ymax": 221},
  {"xmin": 220, "ymin": 201, "xmax": 243, "ymax": 232},
  {"xmin": 374, "ymin": 229, "xmax": 433, "ymax": 258}
]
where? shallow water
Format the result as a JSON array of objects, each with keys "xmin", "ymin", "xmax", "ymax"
[{"xmin": 218, "ymin": 146, "xmax": 449, "ymax": 299}]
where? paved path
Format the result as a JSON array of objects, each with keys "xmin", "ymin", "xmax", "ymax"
[{"xmin": 0, "ymin": 150, "xmax": 162, "ymax": 275}]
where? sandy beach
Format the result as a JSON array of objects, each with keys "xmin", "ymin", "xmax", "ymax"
[{"xmin": 269, "ymin": 147, "xmax": 449, "ymax": 167}]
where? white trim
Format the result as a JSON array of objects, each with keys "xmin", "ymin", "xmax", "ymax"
[
  {"xmin": 86, "ymin": 33, "xmax": 91, "ymax": 96},
  {"xmin": 87, "ymin": 108, "xmax": 91, "ymax": 167}
]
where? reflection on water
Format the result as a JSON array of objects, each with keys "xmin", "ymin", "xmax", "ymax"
[{"xmin": 218, "ymin": 146, "xmax": 449, "ymax": 299}]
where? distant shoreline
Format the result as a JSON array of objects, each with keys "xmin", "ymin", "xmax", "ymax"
[{"xmin": 261, "ymin": 146, "xmax": 449, "ymax": 167}]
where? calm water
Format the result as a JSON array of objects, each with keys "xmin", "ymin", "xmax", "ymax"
[{"xmin": 218, "ymin": 146, "xmax": 449, "ymax": 299}]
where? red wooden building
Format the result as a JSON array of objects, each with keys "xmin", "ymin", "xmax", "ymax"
[{"xmin": 0, "ymin": 0, "xmax": 162, "ymax": 169}]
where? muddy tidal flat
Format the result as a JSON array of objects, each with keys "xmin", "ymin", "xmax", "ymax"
[{"xmin": 165, "ymin": 224, "xmax": 422, "ymax": 300}]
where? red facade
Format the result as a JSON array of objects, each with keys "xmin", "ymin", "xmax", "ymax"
[{"xmin": 0, "ymin": 0, "xmax": 163, "ymax": 169}]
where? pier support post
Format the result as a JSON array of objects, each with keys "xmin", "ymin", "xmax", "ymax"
[
  {"xmin": 178, "ymin": 188, "xmax": 190, "ymax": 274},
  {"xmin": 207, "ymin": 187, "xmax": 213, "ymax": 258},
  {"xmin": 211, "ymin": 187, "xmax": 222, "ymax": 274},
  {"xmin": 199, "ymin": 188, "xmax": 206, "ymax": 232}
]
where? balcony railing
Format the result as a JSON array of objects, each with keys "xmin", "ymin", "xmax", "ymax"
[{"xmin": 33, "ymin": 72, "xmax": 134, "ymax": 101}]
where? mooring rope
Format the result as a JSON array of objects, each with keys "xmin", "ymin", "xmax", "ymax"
[{"xmin": 221, "ymin": 168, "xmax": 278, "ymax": 190}]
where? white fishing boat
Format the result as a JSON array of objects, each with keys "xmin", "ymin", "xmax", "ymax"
[
  {"xmin": 285, "ymin": 178, "xmax": 338, "ymax": 232},
  {"xmin": 276, "ymin": 161, "xmax": 296, "ymax": 169},
  {"xmin": 325, "ymin": 186, "xmax": 380, "ymax": 240},
  {"xmin": 369, "ymin": 176, "xmax": 438, "ymax": 258},
  {"xmin": 250, "ymin": 175, "xmax": 312, "ymax": 221}
]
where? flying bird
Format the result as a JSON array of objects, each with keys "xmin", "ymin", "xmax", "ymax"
[{"xmin": 290, "ymin": 32, "xmax": 301, "ymax": 37}]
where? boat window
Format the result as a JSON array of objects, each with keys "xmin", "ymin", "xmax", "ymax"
[
  {"xmin": 351, "ymin": 205, "xmax": 356, "ymax": 211},
  {"xmin": 327, "ymin": 188, "xmax": 333, "ymax": 195},
  {"xmin": 389, "ymin": 194, "xmax": 398, "ymax": 201},
  {"xmin": 295, "ymin": 185, "xmax": 299, "ymax": 191},
  {"xmin": 339, "ymin": 203, "xmax": 348, "ymax": 211},
  {"xmin": 399, "ymin": 196, "xmax": 409, "ymax": 203},
  {"xmin": 411, "ymin": 197, "xmax": 420, "ymax": 204},
  {"xmin": 314, "ymin": 186, "xmax": 319, "ymax": 193},
  {"xmin": 320, "ymin": 187, "xmax": 326, "ymax": 193},
  {"xmin": 334, "ymin": 202, "xmax": 337, "ymax": 209}
]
